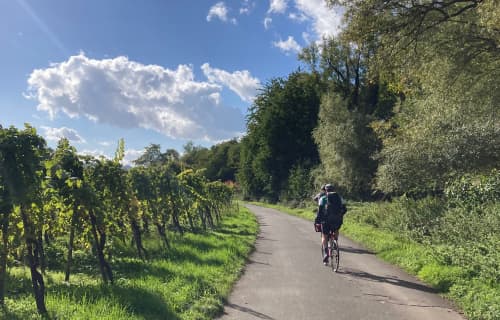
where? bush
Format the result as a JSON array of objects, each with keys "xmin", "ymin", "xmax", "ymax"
[{"xmin": 445, "ymin": 169, "xmax": 500, "ymax": 208}]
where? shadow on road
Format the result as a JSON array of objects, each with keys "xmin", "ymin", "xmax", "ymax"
[
  {"xmin": 256, "ymin": 235, "xmax": 278, "ymax": 241},
  {"xmin": 248, "ymin": 259, "xmax": 271, "ymax": 266},
  {"xmin": 226, "ymin": 303, "xmax": 275, "ymax": 320},
  {"xmin": 338, "ymin": 268, "xmax": 438, "ymax": 294},
  {"xmin": 339, "ymin": 246, "xmax": 374, "ymax": 255}
]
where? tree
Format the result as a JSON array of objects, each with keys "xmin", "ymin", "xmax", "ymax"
[
  {"xmin": 204, "ymin": 139, "xmax": 240, "ymax": 182},
  {"xmin": 0, "ymin": 125, "xmax": 48, "ymax": 314},
  {"xmin": 181, "ymin": 142, "xmax": 210, "ymax": 169},
  {"xmin": 238, "ymin": 72, "xmax": 322, "ymax": 201},
  {"xmin": 133, "ymin": 144, "xmax": 164, "ymax": 166},
  {"xmin": 300, "ymin": 36, "xmax": 395, "ymax": 198},
  {"xmin": 46, "ymin": 138, "xmax": 84, "ymax": 282},
  {"xmin": 334, "ymin": 0, "xmax": 499, "ymax": 86},
  {"xmin": 330, "ymin": 0, "xmax": 500, "ymax": 195}
]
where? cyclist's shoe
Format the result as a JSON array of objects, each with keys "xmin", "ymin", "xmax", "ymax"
[{"xmin": 323, "ymin": 254, "xmax": 329, "ymax": 264}]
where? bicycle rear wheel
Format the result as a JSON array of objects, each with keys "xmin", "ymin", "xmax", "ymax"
[{"xmin": 331, "ymin": 239, "xmax": 340, "ymax": 272}]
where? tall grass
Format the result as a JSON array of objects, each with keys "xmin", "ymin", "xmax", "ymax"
[{"xmin": 0, "ymin": 205, "xmax": 258, "ymax": 320}]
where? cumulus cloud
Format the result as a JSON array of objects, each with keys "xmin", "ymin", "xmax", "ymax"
[
  {"xmin": 201, "ymin": 63, "xmax": 260, "ymax": 103},
  {"xmin": 292, "ymin": 0, "xmax": 343, "ymax": 39},
  {"xmin": 268, "ymin": 0, "xmax": 288, "ymax": 14},
  {"xmin": 123, "ymin": 148, "xmax": 144, "ymax": 166},
  {"xmin": 207, "ymin": 2, "xmax": 237, "ymax": 24},
  {"xmin": 27, "ymin": 54, "xmax": 246, "ymax": 142},
  {"xmin": 42, "ymin": 126, "xmax": 86, "ymax": 143},
  {"xmin": 273, "ymin": 36, "xmax": 302, "ymax": 54},
  {"xmin": 264, "ymin": 0, "xmax": 343, "ymax": 40},
  {"xmin": 79, "ymin": 149, "xmax": 109, "ymax": 159},
  {"xmin": 78, "ymin": 148, "xmax": 144, "ymax": 167}
]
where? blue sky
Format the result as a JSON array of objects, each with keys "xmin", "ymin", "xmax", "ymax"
[{"xmin": 1, "ymin": 0, "xmax": 342, "ymax": 164}]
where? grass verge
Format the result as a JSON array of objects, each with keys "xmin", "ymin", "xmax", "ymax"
[
  {"xmin": 0, "ymin": 204, "xmax": 258, "ymax": 320},
  {"xmin": 250, "ymin": 201, "xmax": 499, "ymax": 320}
]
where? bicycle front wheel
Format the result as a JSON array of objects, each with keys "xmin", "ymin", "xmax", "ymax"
[{"xmin": 331, "ymin": 239, "xmax": 340, "ymax": 272}]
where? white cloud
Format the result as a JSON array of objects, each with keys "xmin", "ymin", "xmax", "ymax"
[
  {"xmin": 98, "ymin": 141, "xmax": 112, "ymax": 147},
  {"xmin": 289, "ymin": 12, "xmax": 307, "ymax": 22},
  {"xmin": 42, "ymin": 126, "xmax": 86, "ymax": 143},
  {"xmin": 273, "ymin": 36, "xmax": 302, "ymax": 54},
  {"xmin": 79, "ymin": 149, "xmax": 109, "ymax": 159},
  {"xmin": 78, "ymin": 148, "xmax": 143, "ymax": 167},
  {"xmin": 201, "ymin": 63, "xmax": 260, "ymax": 103},
  {"xmin": 292, "ymin": 0, "xmax": 343, "ymax": 39},
  {"xmin": 27, "ymin": 54, "xmax": 246, "ymax": 142},
  {"xmin": 239, "ymin": 0, "xmax": 255, "ymax": 14},
  {"xmin": 302, "ymin": 32, "xmax": 312, "ymax": 44},
  {"xmin": 268, "ymin": 0, "xmax": 288, "ymax": 14},
  {"xmin": 123, "ymin": 148, "xmax": 144, "ymax": 167},
  {"xmin": 263, "ymin": 17, "xmax": 273, "ymax": 29},
  {"xmin": 207, "ymin": 2, "xmax": 237, "ymax": 24},
  {"xmin": 264, "ymin": 0, "xmax": 343, "ymax": 40}
]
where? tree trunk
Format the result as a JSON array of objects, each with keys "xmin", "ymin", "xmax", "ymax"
[
  {"xmin": 187, "ymin": 212, "xmax": 195, "ymax": 231},
  {"xmin": 199, "ymin": 209, "xmax": 207, "ymax": 230},
  {"xmin": 0, "ymin": 212, "xmax": 9, "ymax": 305},
  {"xmin": 64, "ymin": 211, "xmax": 77, "ymax": 282},
  {"xmin": 130, "ymin": 218, "xmax": 147, "ymax": 260},
  {"xmin": 89, "ymin": 210, "xmax": 113, "ymax": 284},
  {"xmin": 20, "ymin": 207, "xmax": 47, "ymax": 314},
  {"xmin": 205, "ymin": 206, "xmax": 214, "ymax": 228},
  {"xmin": 172, "ymin": 210, "xmax": 183, "ymax": 235},
  {"xmin": 99, "ymin": 231, "xmax": 113, "ymax": 284},
  {"xmin": 36, "ymin": 229, "xmax": 46, "ymax": 274},
  {"xmin": 155, "ymin": 223, "xmax": 170, "ymax": 249}
]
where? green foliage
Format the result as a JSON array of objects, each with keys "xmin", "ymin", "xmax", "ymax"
[
  {"xmin": 238, "ymin": 72, "xmax": 321, "ymax": 201},
  {"xmin": 313, "ymin": 93, "xmax": 379, "ymax": 198},
  {"xmin": 418, "ymin": 263, "xmax": 468, "ymax": 292},
  {"xmin": 374, "ymin": 62, "xmax": 500, "ymax": 194},
  {"xmin": 181, "ymin": 142, "xmax": 210, "ymax": 170},
  {"xmin": 0, "ymin": 124, "xmax": 238, "ymax": 315},
  {"xmin": 280, "ymin": 162, "xmax": 314, "ymax": 206},
  {"xmin": 445, "ymin": 169, "xmax": 500, "ymax": 207},
  {"xmin": 204, "ymin": 139, "xmax": 240, "ymax": 182}
]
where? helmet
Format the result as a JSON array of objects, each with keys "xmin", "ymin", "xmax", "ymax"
[
  {"xmin": 325, "ymin": 184, "xmax": 334, "ymax": 192},
  {"xmin": 320, "ymin": 184, "xmax": 326, "ymax": 191}
]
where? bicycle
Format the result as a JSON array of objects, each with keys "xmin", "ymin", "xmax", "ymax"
[{"xmin": 320, "ymin": 228, "xmax": 340, "ymax": 272}]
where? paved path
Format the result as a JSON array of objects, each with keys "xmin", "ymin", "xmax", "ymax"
[{"xmin": 219, "ymin": 204, "xmax": 465, "ymax": 320}]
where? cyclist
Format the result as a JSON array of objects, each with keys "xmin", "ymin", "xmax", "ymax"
[
  {"xmin": 315, "ymin": 183, "xmax": 344, "ymax": 264},
  {"xmin": 313, "ymin": 184, "xmax": 326, "ymax": 204}
]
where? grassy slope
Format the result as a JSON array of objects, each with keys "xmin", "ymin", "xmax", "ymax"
[
  {"xmin": 250, "ymin": 201, "xmax": 499, "ymax": 320},
  {"xmin": 0, "ymin": 205, "xmax": 258, "ymax": 320}
]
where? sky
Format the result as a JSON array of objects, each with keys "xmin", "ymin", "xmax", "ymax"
[{"xmin": 0, "ymin": 0, "xmax": 343, "ymax": 165}]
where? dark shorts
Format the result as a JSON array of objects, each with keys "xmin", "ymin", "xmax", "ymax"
[{"xmin": 321, "ymin": 216, "xmax": 343, "ymax": 235}]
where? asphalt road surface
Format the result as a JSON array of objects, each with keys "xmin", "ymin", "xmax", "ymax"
[{"xmin": 218, "ymin": 204, "xmax": 465, "ymax": 320}]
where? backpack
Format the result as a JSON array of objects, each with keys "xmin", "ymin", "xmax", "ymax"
[{"xmin": 325, "ymin": 192, "xmax": 342, "ymax": 222}]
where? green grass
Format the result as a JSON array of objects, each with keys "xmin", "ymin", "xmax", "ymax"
[
  {"xmin": 0, "ymin": 205, "xmax": 258, "ymax": 320},
  {"xmin": 252, "ymin": 201, "xmax": 499, "ymax": 320}
]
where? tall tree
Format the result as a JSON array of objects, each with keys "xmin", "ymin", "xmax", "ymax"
[
  {"xmin": 300, "ymin": 36, "xmax": 396, "ymax": 198},
  {"xmin": 238, "ymin": 71, "xmax": 321, "ymax": 201}
]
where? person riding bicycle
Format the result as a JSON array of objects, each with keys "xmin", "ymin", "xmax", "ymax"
[
  {"xmin": 315, "ymin": 183, "xmax": 344, "ymax": 264},
  {"xmin": 312, "ymin": 184, "xmax": 326, "ymax": 204}
]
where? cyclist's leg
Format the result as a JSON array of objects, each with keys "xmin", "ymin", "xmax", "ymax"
[{"xmin": 321, "ymin": 223, "xmax": 330, "ymax": 262}]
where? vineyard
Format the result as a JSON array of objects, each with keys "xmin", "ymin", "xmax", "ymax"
[{"xmin": 0, "ymin": 124, "xmax": 242, "ymax": 318}]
